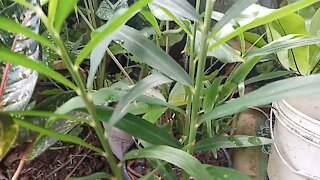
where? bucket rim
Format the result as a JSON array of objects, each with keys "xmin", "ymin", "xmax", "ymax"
[{"xmin": 281, "ymin": 100, "xmax": 320, "ymax": 126}]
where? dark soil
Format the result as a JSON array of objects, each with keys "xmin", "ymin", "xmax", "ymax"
[
  {"xmin": 0, "ymin": 126, "xmax": 111, "ymax": 180},
  {"xmin": 125, "ymin": 149, "xmax": 230, "ymax": 179}
]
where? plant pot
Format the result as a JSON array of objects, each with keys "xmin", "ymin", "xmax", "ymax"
[
  {"xmin": 268, "ymin": 96, "xmax": 320, "ymax": 180},
  {"xmin": 103, "ymin": 122, "xmax": 134, "ymax": 160},
  {"xmin": 121, "ymin": 147, "xmax": 232, "ymax": 179}
]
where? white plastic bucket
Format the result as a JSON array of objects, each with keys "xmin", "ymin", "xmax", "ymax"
[{"xmin": 268, "ymin": 96, "xmax": 320, "ymax": 180}]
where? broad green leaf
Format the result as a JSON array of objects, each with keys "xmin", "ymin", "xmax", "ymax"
[
  {"xmin": 114, "ymin": 25, "xmax": 192, "ymax": 86},
  {"xmin": 55, "ymin": 0, "xmax": 79, "ymax": 32},
  {"xmin": 93, "ymin": 107, "xmax": 182, "ymax": 148},
  {"xmin": 205, "ymin": 165, "xmax": 251, "ymax": 180},
  {"xmin": 157, "ymin": 31, "xmax": 185, "ymax": 46},
  {"xmin": 245, "ymin": 35, "xmax": 320, "ymax": 59},
  {"xmin": 107, "ymin": 73, "xmax": 172, "ymax": 130},
  {"xmin": 245, "ymin": 71, "xmax": 292, "ymax": 85},
  {"xmin": 96, "ymin": 0, "xmax": 128, "ymax": 21},
  {"xmin": 68, "ymin": 172, "xmax": 112, "ymax": 180},
  {"xmin": 13, "ymin": 118, "xmax": 103, "ymax": 154},
  {"xmin": 0, "ymin": 113, "xmax": 19, "ymax": 161},
  {"xmin": 287, "ymin": 0, "xmax": 316, "ymax": 32},
  {"xmin": 0, "ymin": 47, "xmax": 77, "ymax": 90},
  {"xmin": 211, "ymin": 0, "xmax": 258, "ymax": 37},
  {"xmin": 0, "ymin": 17, "xmax": 55, "ymax": 50},
  {"xmin": 201, "ymin": 74, "xmax": 320, "ymax": 123},
  {"xmin": 269, "ymin": 13, "xmax": 313, "ymax": 74},
  {"xmin": 122, "ymin": 145, "xmax": 212, "ymax": 179},
  {"xmin": 208, "ymin": 0, "xmax": 319, "ymax": 52},
  {"xmin": 194, "ymin": 135, "xmax": 273, "ymax": 151},
  {"xmin": 153, "ymin": 0, "xmax": 201, "ymax": 22},
  {"xmin": 168, "ymin": 82, "xmax": 187, "ymax": 106},
  {"xmin": 219, "ymin": 57, "xmax": 261, "ymax": 101},
  {"xmin": 75, "ymin": 0, "xmax": 152, "ymax": 66},
  {"xmin": 142, "ymin": 106, "xmax": 167, "ymax": 123},
  {"xmin": 243, "ymin": 32, "xmax": 267, "ymax": 48}
]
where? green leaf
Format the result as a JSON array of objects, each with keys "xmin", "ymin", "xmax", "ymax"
[
  {"xmin": 115, "ymin": 25, "xmax": 192, "ymax": 86},
  {"xmin": 203, "ymin": 77, "xmax": 224, "ymax": 113},
  {"xmin": 55, "ymin": 0, "xmax": 79, "ymax": 32},
  {"xmin": 140, "ymin": 9, "xmax": 161, "ymax": 36},
  {"xmin": 211, "ymin": 0, "xmax": 258, "ymax": 37},
  {"xmin": 310, "ymin": 8, "xmax": 320, "ymax": 36},
  {"xmin": 75, "ymin": 0, "xmax": 152, "ymax": 66},
  {"xmin": 0, "ymin": 47, "xmax": 77, "ymax": 90},
  {"xmin": 246, "ymin": 35, "xmax": 320, "ymax": 59},
  {"xmin": 194, "ymin": 135, "xmax": 273, "ymax": 151},
  {"xmin": 208, "ymin": 0, "xmax": 319, "ymax": 52},
  {"xmin": 94, "ymin": 107, "xmax": 182, "ymax": 148},
  {"xmin": 107, "ymin": 73, "xmax": 172, "ymax": 130},
  {"xmin": 153, "ymin": 0, "xmax": 201, "ymax": 22},
  {"xmin": 96, "ymin": 0, "xmax": 128, "ymax": 21},
  {"xmin": 245, "ymin": 71, "xmax": 292, "ymax": 85},
  {"xmin": 122, "ymin": 145, "xmax": 212, "ymax": 179},
  {"xmin": 205, "ymin": 165, "xmax": 251, "ymax": 180},
  {"xmin": 142, "ymin": 107, "xmax": 167, "ymax": 123},
  {"xmin": 0, "ymin": 17, "xmax": 55, "ymax": 50},
  {"xmin": 201, "ymin": 74, "xmax": 320, "ymax": 123},
  {"xmin": 0, "ymin": 113, "xmax": 19, "ymax": 161},
  {"xmin": 13, "ymin": 118, "xmax": 103, "ymax": 154},
  {"xmin": 219, "ymin": 57, "xmax": 261, "ymax": 101},
  {"xmin": 68, "ymin": 172, "xmax": 112, "ymax": 180}
]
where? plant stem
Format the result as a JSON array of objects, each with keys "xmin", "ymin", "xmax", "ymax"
[
  {"xmin": 184, "ymin": 0, "xmax": 201, "ymax": 136},
  {"xmin": 187, "ymin": 0, "xmax": 215, "ymax": 153}
]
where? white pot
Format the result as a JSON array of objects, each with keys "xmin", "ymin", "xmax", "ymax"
[{"xmin": 268, "ymin": 96, "xmax": 320, "ymax": 180}]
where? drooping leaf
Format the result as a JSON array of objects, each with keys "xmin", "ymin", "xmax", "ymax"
[
  {"xmin": 106, "ymin": 73, "xmax": 172, "ymax": 130},
  {"xmin": 96, "ymin": 0, "xmax": 128, "ymax": 20},
  {"xmin": 0, "ymin": 113, "xmax": 19, "ymax": 161},
  {"xmin": 211, "ymin": 0, "xmax": 258, "ymax": 37},
  {"xmin": 152, "ymin": 0, "xmax": 201, "ymax": 22},
  {"xmin": 114, "ymin": 25, "xmax": 192, "ymax": 86},
  {"xmin": 75, "ymin": 0, "xmax": 152, "ymax": 66},
  {"xmin": 245, "ymin": 71, "xmax": 292, "ymax": 85},
  {"xmin": 122, "ymin": 145, "xmax": 212, "ymax": 179},
  {"xmin": 0, "ymin": 47, "xmax": 77, "ymax": 90},
  {"xmin": 201, "ymin": 74, "xmax": 320, "ymax": 123},
  {"xmin": 194, "ymin": 135, "xmax": 273, "ymax": 151}
]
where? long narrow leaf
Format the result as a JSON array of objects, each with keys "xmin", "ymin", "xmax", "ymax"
[
  {"xmin": 194, "ymin": 135, "xmax": 273, "ymax": 151},
  {"xmin": 13, "ymin": 118, "xmax": 103, "ymax": 154},
  {"xmin": 122, "ymin": 145, "xmax": 212, "ymax": 179},
  {"xmin": 75, "ymin": 0, "xmax": 152, "ymax": 66},
  {"xmin": 93, "ymin": 106, "xmax": 182, "ymax": 148},
  {"xmin": 0, "ymin": 17, "xmax": 56, "ymax": 50},
  {"xmin": 246, "ymin": 35, "xmax": 320, "ymax": 59},
  {"xmin": 0, "ymin": 47, "xmax": 77, "ymax": 90},
  {"xmin": 115, "ymin": 25, "xmax": 193, "ymax": 87},
  {"xmin": 54, "ymin": 0, "xmax": 78, "ymax": 32},
  {"xmin": 106, "ymin": 73, "xmax": 172, "ymax": 130},
  {"xmin": 201, "ymin": 74, "xmax": 320, "ymax": 123},
  {"xmin": 153, "ymin": 0, "xmax": 201, "ymax": 22},
  {"xmin": 211, "ymin": 0, "xmax": 258, "ymax": 37}
]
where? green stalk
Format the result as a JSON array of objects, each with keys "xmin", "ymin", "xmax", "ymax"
[
  {"xmin": 13, "ymin": 2, "xmax": 122, "ymax": 178},
  {"xmin": 184, "ymin": 0, "xmax": 201, "ymax": 137},
  {"xmin": 187, "ymin": 0, "xmax": 215, "ymax": 153}
]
